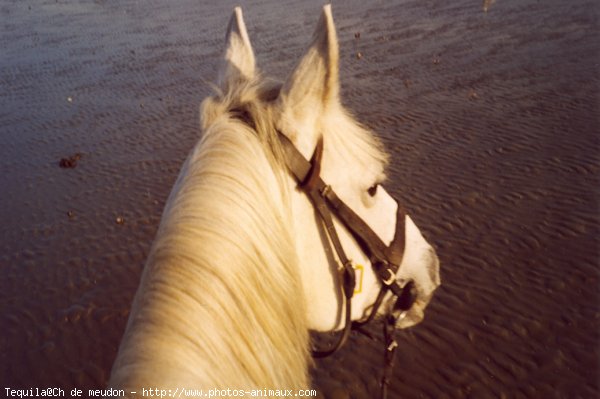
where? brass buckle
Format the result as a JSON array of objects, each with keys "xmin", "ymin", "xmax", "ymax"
[{"xmin": 382, "ymin": 268, "xmax": 396, "ymax": 285}]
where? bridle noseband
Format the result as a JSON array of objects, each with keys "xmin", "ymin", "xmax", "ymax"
[{"xmin": 278, "ymin": 131, "xmax": 417, "ymax": 398}]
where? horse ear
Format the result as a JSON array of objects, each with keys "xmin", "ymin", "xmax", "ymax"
[
  {"xmin": 278, "ymin": 5, "xmax": 340, "ymax": 121},
  {"xmin": 219, "ymin": 7, "xmax": 255, "ymax": 90}
]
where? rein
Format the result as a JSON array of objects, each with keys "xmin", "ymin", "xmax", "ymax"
[{"xmin": 278, "ymin": 131, "xmax": 417, "ymax": 398}]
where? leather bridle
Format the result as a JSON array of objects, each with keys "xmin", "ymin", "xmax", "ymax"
[{"xmin": 278, "ymin": 131, "xmax": 417, "ymax": 398}]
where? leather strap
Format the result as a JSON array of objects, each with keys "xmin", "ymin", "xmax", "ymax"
[
  {"xmin": 278, "ymin": 132, "xmax": 405, "ymax": 267},
  {"xmin": 277, "ymin": 131, "xmax": 414, "ymax": 371},
  {"xmin": 289, "ymin": 134, "xmax": 355, "ymax": 357},
  {"xmin": 306, "ymin": 183, "xmax": 355, "ymax": 358},
  {"xmin": 381, "ymin": 313, "xmax": 400, "ymax": 399}
]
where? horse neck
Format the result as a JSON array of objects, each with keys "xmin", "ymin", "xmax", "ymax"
[{"xmin": 110, "ymin": 119, "xmax": 309, "ymax": 391}]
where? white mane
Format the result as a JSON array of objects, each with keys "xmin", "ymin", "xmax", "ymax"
[{"xmin": 109, "ymin": 75, "xmax": 310, "ymax": 391}]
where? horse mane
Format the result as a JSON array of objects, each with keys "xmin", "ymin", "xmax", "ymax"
[
  {"xmin": 109, "ymin": 74, "xmax": 310, "ymax": 391},
  {"xmin": 200, "ymin": 76, "xmax": 287, "ymax": 172}
]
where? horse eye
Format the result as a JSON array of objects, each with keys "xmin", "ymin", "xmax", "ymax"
[{"xmin": 367, "ymin": 184, "xmax": 379, "ymax": 197}]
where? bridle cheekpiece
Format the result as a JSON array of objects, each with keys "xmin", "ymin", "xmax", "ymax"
[{"xmin": 278, "ymin": 131, "xmax": 417, "ymax": 399}]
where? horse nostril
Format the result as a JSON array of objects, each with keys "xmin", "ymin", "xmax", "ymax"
[{"xmin": 394, "ymin": 280, "xmax": 417, "ymax": 311}]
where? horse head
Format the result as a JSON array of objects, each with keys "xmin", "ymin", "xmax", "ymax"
[
  {"xmin": 217, "ymin": 5, "xmax": 440, "ymax": 331},
  {"xmin": 263, "ymin": 5, "xmax": 440, "ymax": 331}
]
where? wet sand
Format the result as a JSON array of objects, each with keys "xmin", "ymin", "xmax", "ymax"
[{"xmin": 1, "ymin": 0, "xmax": 598, "ymax": 398}]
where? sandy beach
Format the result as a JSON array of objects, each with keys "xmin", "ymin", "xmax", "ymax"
[{"xmin": 1, "ymin": 0, "xmax": 598, "ymax": 398}]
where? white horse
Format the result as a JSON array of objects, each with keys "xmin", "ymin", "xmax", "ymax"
[{"xmin": 109, "ymin": 5, "xmax": 439, "ymax": 396}]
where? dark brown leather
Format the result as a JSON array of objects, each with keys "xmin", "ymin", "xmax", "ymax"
[
  {"xmin": 278, "ymin": 130, "xmax": 411, "ymax": 399},
  {"xmin": 278, "ymin": 131, "xmax": 406, "ymax": 277}
]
